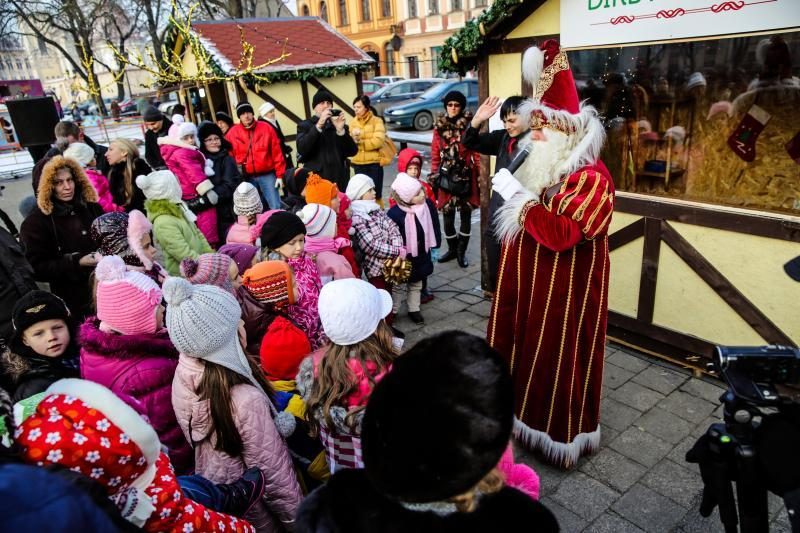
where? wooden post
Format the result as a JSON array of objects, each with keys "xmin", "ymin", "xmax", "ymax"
[{"xmin": 477, "ymin": 53, "xmax": 491, "ymax": 293}]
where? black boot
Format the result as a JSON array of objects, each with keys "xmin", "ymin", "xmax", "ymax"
[
  {"xmin": 457, "ymin": 235, "xmax": 470, "ymax": 268},
  {"xmin": 217, "ymin": 467, "xmax": 266, "ymax": 517},
  {"xmin": 438, "ymin": 237, "xmax": 459, "ymax": 263}
]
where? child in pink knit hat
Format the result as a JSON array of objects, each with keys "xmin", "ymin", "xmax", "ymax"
[
  {"xmin": 180, "ymin": 253, "xmax": 238, "ymax": 295},
  {"xmin": 80, "ymin": 255, "xmax": 194, "ymax": 473}
]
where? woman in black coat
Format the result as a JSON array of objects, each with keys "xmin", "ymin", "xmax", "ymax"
[
  {"xmin": 19, "ymin": 156, "xmax": 103, "ymax": 320},
  {"xmin": 198, "ymin": 121, "xmax": 241, "ymax": 242}
]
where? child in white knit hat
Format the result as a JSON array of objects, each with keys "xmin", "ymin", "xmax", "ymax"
[
  {"xmin": 298, "ymin": 203, "xmax": 355, "ymax": 283},
  {"xmin": 297, "ymin": 278, "xmax": 400, "ymax": 473},
  {"xmin": 226, "ymin": 182, "xmax": 277, "ymax": 247},
  {"xmin": 165, "ymin": 277, "xmax": 303, "ymax": 531}
]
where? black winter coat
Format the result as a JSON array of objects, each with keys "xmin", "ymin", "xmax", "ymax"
[
  {"xmin": 19, "ymin": 200, "xmax": 103, "ymax": 319},
  {"xmin": 387, "ymin": 199, "xmax": 441, "ymax": 283},
  {"xmin": 107, "ymin": 158, "xmax": 151, "ymax": 213},
  {"xmin": 204, "ymin": 149, "xmax": 241, "ymax": 241},
  {"xmin": 31, "ymin": 135, "xmax": 109, "ymax": 195},
  {"xmin": 296, "ymin": 468, "xmax": 559, "ymax": 533},
  {"xmin": 461, "ymin": 124, "xmax": 529, "ymax": 171},
  {"xmin": 144, "ymin": 117, "xmax": 173, "ymax": 169},
  {"xmin": 296, "ymin": 117, "xmax": 357, "ymax": 191},
  {"xmin": 0, "ymin": 223, "xmax": 37, "ymax": 346},
  {"xmin": 1, "ymin": 346, "xmax": 80, "ymax": 403}
]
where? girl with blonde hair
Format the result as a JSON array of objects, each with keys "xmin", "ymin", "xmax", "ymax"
[{"xmin": 105, "ymin": 138, "xmax": 151, "ymax": 212}]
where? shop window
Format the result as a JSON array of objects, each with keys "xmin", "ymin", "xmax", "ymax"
[
  {"xmin": 361, "ymin": 0, "xmax": 371, "ymax": 21},
  {"xmin": 338, "ymin": 0, "xmax": 348, "ymax": 25},
  {"xmin": 568, "ymin": 32, "xmax": 800, "ymax": 214},
  {"xmin": 408, "ymin": 0, "xmax": 418, "ymax": 17},
  {"xmin": 319, "ymin": 1, "xmax": 328, "ymax": 21}
]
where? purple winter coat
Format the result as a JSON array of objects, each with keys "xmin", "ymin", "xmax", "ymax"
[{"xmin": 78, "ymin": 318, "xmax": 194, "ymax": 474}]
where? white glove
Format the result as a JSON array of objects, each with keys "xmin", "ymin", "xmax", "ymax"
[
  {"xmin": 491, "ymin": 168, "xmax": 525, "ymax": 201},
  {"xmin": 204, "ymin": 158, "xmax": 215, "ymax": 177},
  {"xmin": 206, "ymin": 189, "xmax": 219, "ymax": 205},
  {"xmin": 275, "ymin": 177, "xmax": 284, "ymax": 190}
]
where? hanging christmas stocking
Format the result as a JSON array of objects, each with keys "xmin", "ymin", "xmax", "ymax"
[
  {"xmin": 786, "ymin": 131, "xmax": 800, "ymax": 165},
  {"xmin": 727, "ymin": 104, "xmax": 770, "ymax": 162}
]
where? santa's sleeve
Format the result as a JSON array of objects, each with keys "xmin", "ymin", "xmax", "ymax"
[{"xmin": 522, "ymin": 169, "xmax": 614, "ymax": 252}]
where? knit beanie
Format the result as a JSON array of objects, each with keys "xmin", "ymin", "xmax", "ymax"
[
  {"xmin": 312, "ymin": 90, "xmax": 334, "ymax": 108},
  {"xmin": 304, "ymin": 173, "xmax": 338, "ymax": 207},
  {"xmin": 127, "ymin": 209, "xmax": 154, "ymax": 270},
  {"xmin": 135, "ymin": 170, "xmax": 182, "ymax": 202},
  {"xmin": 233, "ymin": 182, "xmax": 263, "ymax": 217},
  {"xmin": 391, "ymin": 172, "xmax": 422, "ymax": 204},
  {"xmin": 242, "ymin": 261, "xmax": 295, "ymax": 306},
  {"xmin": 142, "ymin": 106, "xmax": 162, "ymax": 122},
  {"xmin": 90, "ymin": 212, "xmax": 140, "ymax": 267},
  {"xmin": 441, "ymin": 90, "xmax": 466, "ymax": 109},
  {"xmin": 180, "ymin": 253, "xmax": 235, "ymax": 295},
  {"xmin": 298, "ymin": 203, "xmax": 337, "ymax": 239},
  {"xmin": 176, "ymin": 121, "xmax": 197, "ymax": 142},
  {"xmin": 163, "ymin": 277, "xmax": 260, "ymax": 389},
  {"xmin": 318, "ymin": 278, "xmax": 392, "ymax": 346},
  {"xmin": 236, "ymin": 101, "xmax": 254, "ymax": 117},
  {"xmin": 287, "ymin": 167, "xmax": 312, "ymax": 196},
  {"xmin": 218, "ymin": 243, "xmax": 260, "ymax": 276},
  {"xmin": 215, "ymin": 111, "xmax": 234, "ymax": 127},
  {"xmin": 62, "ymin": 142, "xmax": 96, "ymax": 167},
  {"xmin": 10, "ymin": 291, "xmax": 71, "ymax": 353},
  {"xmin": 96, "ymin": 255, "xmax": 162, "ymax": 335},
  {"xmin": 260, "ymin": 211, "xmax": 306, "ymax": 251},
  {"xmin": 259, "ymin": 316, "xmax": 311, "ymax": 381},
  {"xmin": 345, "ymin": 173, "xmax": 375, "ymax": 201},
  {"xmin": 258, "ymin": 102, "xmax": 276, "ymax": 118},
  {"xmin": 197, "ymin": 120, "xmax": 224, "ymax": 143}
]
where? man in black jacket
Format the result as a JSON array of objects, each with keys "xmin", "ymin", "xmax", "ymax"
[
  {"xmin": 295, "ymin": 90, "xmax": 357, "ymax": 191},
  {"xmin": 0, "ymin": 207, "xmax": 37, "ymax": 347},
  {"xmin": 462, "ymin": 95, "xmax": 530, "ymax": 291},
  {"xmin": 30, "ymin": 121, "xmax": 109, "ymax": 195},
  {"xmin": 142, "ymin": 106, "xmax": 173, "ymax": 169}
]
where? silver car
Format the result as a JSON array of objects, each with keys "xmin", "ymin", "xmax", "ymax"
[{"xmin": 369, "ymin": 78, "xmax": 445, "ymax": 116}]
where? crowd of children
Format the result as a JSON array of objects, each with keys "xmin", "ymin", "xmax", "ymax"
[{"xmin": 1, "ymin": 116, "xmax": 559, "ymax": 531}]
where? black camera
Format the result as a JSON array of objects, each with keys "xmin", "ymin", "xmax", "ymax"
[
  {"xmin": 714, "ymin": 345, "xmax": 800, "ymax": 405},
  {"xmin": 330, "ymin": 109, "xmax": 342, "ymax": 117}
]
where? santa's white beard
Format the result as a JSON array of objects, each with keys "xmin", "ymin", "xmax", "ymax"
[{"xmin": 513, "ymin": 129, "xmax": 574, "ymax": 195}]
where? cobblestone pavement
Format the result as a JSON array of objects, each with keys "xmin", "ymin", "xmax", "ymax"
[{"xmin": 393, "ymin": 223, "xmax": 792, "ymax": 533}]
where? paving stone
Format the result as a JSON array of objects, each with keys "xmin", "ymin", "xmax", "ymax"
[
  {"xmin": 512, "ymin": 445, "xmax": 570, "ymax": 497},
  {"xmin": 550, "ymin": 472, "xmax": 620, "ymax": 521},
  {"xmin": 454, "ymin": 292, "xmax": 485, "ymax": 304},
  {"xmin": 541, "ymin": 497, "xmax": 589, "ymax": 532},
  {"xmin": 667, "ymin": 435, "xmax": 700, "ymax": 465},
  {"xmin": 659, "ymin": 390, "xmax": 717, "ymax": 424},
  {"xmin": 631, "ymin": 365, "xmax": 689, "ymax": 395},
  {"xmin": 448, "ymin": 276, "xmax": 481, "ymax": 291},
  {"xmin": 599, "ymin": 424, "xmax": 619, "ymax": 448},
  {"xmin": 431, "ymin": 295, "xmax": 472, "ymax": 314},
  {"xmin": 675, "ymin": 493, "xmax": 726, "ymax": 533},
  {"xmin": 607, "ymin": 350, "xmax": 650, "ymax": 373},
  {"xmin": 634, "ymin": 407, "xmax": 695, "ymax": 444},
  {"xmin": 602, "ymin": 362, "xmax": 636, "ymax": 390},
  {"xmin": 600, "ymin": 397, "xmax": 642, "ymax": 432},
  {"xmin": 609, "ymin": 381, "xmax": 665, "ymax": 412},
  {"xmin": 580, "ymin": 448, "xmax": 648, "ymax": 492},
  {"xmin": 611, "ymin": 483, "xmax": 687, "ymax": 533},
  {"xmin": 604, "ymin": 345, "xmax": 618, "ymax": 357},
  {"xmin": 691, "ymin": 415, "xmax": 722, "ymax": 438},
  {"xmin": 584, "ymin": 512, "xmax": 645, "ymax": 533},
  {"xmin": 609, "ymin": 427, "xmax": 673, "ymax": 467},
  {"xmin": 679, "ymin": 378, "xmax": 726, "ymax": 404},
  {"xmin": 472, "ymin": 299, "xmax": 493, "ymax": 317},
  {"xmin": 641, "ymin": 459, "xmax": 703, "ymax": 507}
]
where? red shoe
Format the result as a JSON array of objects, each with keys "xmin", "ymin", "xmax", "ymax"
[{"xmin": 420, "ymin": 290, "xmax": 434, "ymax": 304}]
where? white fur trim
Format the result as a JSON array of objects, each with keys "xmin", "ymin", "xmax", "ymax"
[
  {"xmin": 522, "ymin": 46, "xmax": 544, "ymax": 88},
  {"xmin": 513, "ymin": 417, "xmax": 601, "ymax": 467},
  {"xmin": 196, "ymin": 179, "xmax": 215, "ymax": 196},
  {"xmin": 493, "ymin": 190, "xmax": 538, "ymax": 244},
  {"xmin": 45, "ymin": 379, "xmax": 160, "ymax": 466}
]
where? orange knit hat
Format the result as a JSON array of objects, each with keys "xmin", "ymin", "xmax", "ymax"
[
  {"xmin": 242, "ymin": 260, "xmax": 296, "ymax": 306},
  {"xmin": 304, "ymin": 172, "xmax": 338, "ymax": 207}
]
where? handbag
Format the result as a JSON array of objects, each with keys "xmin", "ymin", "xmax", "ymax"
[
  {"xmin": 434, "ymin": 143, "xmax": 471, "ymax": 196},
  {"xmin": 378, "ymin": 136, "xmax": 397, "ymax": 167}
]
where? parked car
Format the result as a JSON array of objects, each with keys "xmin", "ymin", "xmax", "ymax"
[
  {"xmin": 384, "ymin": 78, "xmax": 479, "ymax": 131},
  {"xmin": 362, "ymin": 80, "xmax": 383, "ymax": 97},
  {"xmin": 372, "ymin": 75, "xmax": 405, "ymax": 84},
  {"xmin": 118, "ymin": 98, "xmax": 138, "ymax": 116},
  {"xmin": 370, "ymin": 78, "xmax": 445, "ymax": 116}
]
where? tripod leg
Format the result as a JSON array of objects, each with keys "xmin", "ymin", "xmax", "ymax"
[{"xmin": 736, "ymin": 446, "xmax": 770, "ymax": 533}]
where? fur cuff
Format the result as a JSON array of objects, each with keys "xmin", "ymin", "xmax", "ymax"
[
  {"xmin": 513, "ymin": 418, "xmax": 600, "ymax": 468},
  {"xmin": 195, "ymin": 179, "xmax": 215, "ymax": 196},
  {"xmin": 493, "ymin": 190, "xmax": 538, "ymax": 244}
]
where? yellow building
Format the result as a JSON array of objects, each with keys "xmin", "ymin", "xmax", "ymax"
[{"xmin": 298, "ymin": 0, "xmax": 398, "ymax": 76}]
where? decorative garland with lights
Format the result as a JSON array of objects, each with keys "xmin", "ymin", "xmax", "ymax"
[{"xmin": 438, "ymin": 0, "xmax": 524, "ymax": 75}]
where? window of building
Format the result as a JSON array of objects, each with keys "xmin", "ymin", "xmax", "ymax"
[
  {"xmin": 320, "ymin": 1, "xmax": 328, "ymax": 21},
  {"xmin": 338, "ymin": 0, "xmax": 348, "ymax": 25},
  {"xmin": 302, "ymin": 4, "xmax": 310, "ymax": 15},
  {"xmin": 474, "ymin": 0, "xmax": 487, "ymax": 6},
  {"xmin": 37, "ymin": 36, "xmax": 48, "ymax": 55},
  {"xmin": 384, "ymin": 42, "xmax": 395, "ymax": 75},
  {"xmin": 15, "ymin": 60, "xmax": 22, "ymax": 70},
  {"xmin": 568, "ymin": 31, "xmax": 800, "ymax": 214},
  {"xmin": 361, "ymin": 0, "xmax": 371, "ymax": 21},
  {"xmin": 431, "ymin": 46, "xmax": 442, "ymax": 77},
  {"xmin": 382, "ymin": 0, "xmax": 391, "ymax": 17},
  {"xmin": 451, "ymin": 0, "xmax": 461, "ymax": 10},
  {"xmin": 408, "ymin": 0, "xmax": 418, "ymax": 17},
  {"xmin": 408, "ymin": 56, "xmax": 419, "ymax": 78},
  {"xmin": 428, "ymin": 0, "xmax": 438, "ymax": 15}
]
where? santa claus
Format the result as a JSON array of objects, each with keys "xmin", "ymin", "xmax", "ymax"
[{"xmin": 487, "ymin": 40, "xmax": 614, "ymax": 468}]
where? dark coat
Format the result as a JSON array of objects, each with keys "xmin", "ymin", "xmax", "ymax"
[
  {"xmin": 1, "ymin": 345, "xmax": 80, "ymax": 403},
  {"xmin": 387, "ymin": 199, "xmax": 441, "ymax": 283},
  {"xmin": 461, "ymin": 124, "xmax": 529, "ymax": 172},
  {"xmin": 144, "ymin": 116, "xmax": 173, "ymax": 169},
  {"xmin": 236, "ymin": 285, "xmax": 281, "ymax": 355},
  {"xmin": 0, "ymin": 224, "xmax": 37, "ymax": 345},
  {"xmin": 296, "ymin": 117, "xmax": 358, "ymax": 191},
  {"xmin": 107, "ymin": 158, "xmax": 151, "ymax": 213},
  {"xmin": 203, "ymin": 148, "xmax": 241, "ymax": 241},
  {"xmin": 296, "ymin": 468, "xmax": 559, "ymax": 533}
]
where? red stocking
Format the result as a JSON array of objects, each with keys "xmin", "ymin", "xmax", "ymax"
[
  {"xmin": 727, "ymin": 105, "xmax": 770, "ymax": 162},
  {"xmin": 786, "ymin": 131, "xmax": 800, "ymax": 165}
]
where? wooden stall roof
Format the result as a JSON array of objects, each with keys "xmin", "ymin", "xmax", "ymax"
[{"xmin": 192, "ymin": 17, "xmax": 374, "ymax": 75}]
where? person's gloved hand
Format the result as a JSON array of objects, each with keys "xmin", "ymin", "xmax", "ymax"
[
  {"xmin": 185, "ymin": 195, "xmax": 215, "ymax": 214},
  {"xmin": 275, "ymin": 177, "xmax": 284, "ymax": 192},
  {"xmin": 491, "ymin": 168, "xmax": 527, "ymax": 201},
  {"xmin": 206, "ymin": 189, "xmax": 218, "ymax": 205}
]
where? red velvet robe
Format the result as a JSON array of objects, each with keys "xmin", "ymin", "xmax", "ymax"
[{"xmin": 487, "ymin": 163, "xmax": 614, "ymax": 468}]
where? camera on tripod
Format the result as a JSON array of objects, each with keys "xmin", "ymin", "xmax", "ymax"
[{"xmin": 714, "ymin": 345, "xmax": 800, "ymax": 406}]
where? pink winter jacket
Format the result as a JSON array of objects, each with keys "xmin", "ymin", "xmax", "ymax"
[
  {"xmin": 172, "ymin": 355, "xmax": 303, "ymax": 532},
  {"xmin": 226, "ymin": 215, "xmax": 256, "ymax": 245},
  {"xmin": 85, "ymin": 168, "xmax": 122, "ymax": 213}
]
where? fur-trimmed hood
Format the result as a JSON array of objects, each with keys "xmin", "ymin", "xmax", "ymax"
[
  {"xmin": 79, "ymin": 319, "xmax": 178, "ymax": 361},
  {"xmin": 37, "ymin": 155, "xmax": 99, "ymax": 215}
]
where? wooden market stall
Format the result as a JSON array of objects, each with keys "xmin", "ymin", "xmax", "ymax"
[
  {"xmin": 171, "ymin": 17, "xmax": 375, "ymax": 151},
  {"xmin": 442, "ymin": 0, "xmax": 800, "ymax": 369}
]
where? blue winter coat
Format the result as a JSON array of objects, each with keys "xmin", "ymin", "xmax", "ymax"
[{"xmin": 387, "ymin": 199, "xmax": 441, "ymax": 283}]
